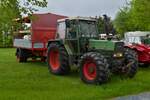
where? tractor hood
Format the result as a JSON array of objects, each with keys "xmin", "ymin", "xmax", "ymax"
[{"xmin": 89, "ymin": 39, "xmax": 124, "ymax": 51}]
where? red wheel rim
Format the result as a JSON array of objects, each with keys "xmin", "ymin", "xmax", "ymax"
[
  {"xmin": 49, "ymin": 49, "xmax": 60, "ymax": 70},
  {"xmin": 83, "ymin": 60, "xmax": 97, "ymax": 80}
]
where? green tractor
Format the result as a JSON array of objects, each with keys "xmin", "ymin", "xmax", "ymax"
[{"xmin": 47, "ymin": 17, "xmax": 138, "ymax": 84}]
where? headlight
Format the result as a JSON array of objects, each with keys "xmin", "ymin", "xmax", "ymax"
[{"xmin": 113, "ymin": 53, "xmax": 123, "ymax": 57}]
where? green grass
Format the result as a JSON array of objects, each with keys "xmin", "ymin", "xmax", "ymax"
[{"xmin": 0, "ymin": 48, "xmax": 150, "ymax": 100}]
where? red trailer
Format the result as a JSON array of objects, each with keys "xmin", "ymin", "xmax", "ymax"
[{"xmin": 13, "ymin": 13, "xmax": 67, "ymax": 62}]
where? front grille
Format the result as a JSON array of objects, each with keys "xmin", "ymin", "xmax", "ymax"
[{"xmin": 115, "ymin": 42, "xmax": 124, "ymax": 52}]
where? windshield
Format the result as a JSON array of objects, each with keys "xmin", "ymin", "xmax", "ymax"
[
  {"xmin": 127, "ymin": 36, "xmax": 150, "ymax": 44},
  {"xmin": 127, "ymin": 36, "xmax": 141, "ymax": 44},
  {"xmin": 79, "ymin": 20, "xmax": 98, "ymax": 37}
]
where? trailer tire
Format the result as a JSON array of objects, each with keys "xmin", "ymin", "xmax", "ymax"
[
  {"xmin": 139, "ymin": 63, "xmax": 149, "ymax": 68},
  {"xmin": 80, "ymin": 52, "xmax": 110, "ymax": 84},
  {"xmin": 47, "ymin": 43, "xmax": 70, "ymax": 75},
  {"xmin": 16, "ymin": 48, "xmax": 27, "ymax": 63}
]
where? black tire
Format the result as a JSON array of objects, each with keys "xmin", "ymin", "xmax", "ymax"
[
  {"xmin": 41, "ymin": 57, "xmax": 46, "ymax": 62},
  {"xmin": 47, "ymin": 43, "xmax": 70, "ymax": 75},
  {"xmin": 123, "ymin": 48, "xmax": 138, "ymax": 78},
  {"xmin": 139, "ymin": 63, "xmax": 149, "ymax": 68},
  {"xmin": 16, "ymin": 48, "xmax": 27, "ymax": 63},
  {"xmin": 79, "ymin": 52, "xmax": 110, "ymax": 84}
]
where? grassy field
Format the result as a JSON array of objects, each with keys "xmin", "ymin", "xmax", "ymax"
[{"xmin": 0, "ymin": 48, "xmax": 150, "ymax": 100}]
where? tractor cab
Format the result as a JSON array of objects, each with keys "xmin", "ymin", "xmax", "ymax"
[
  {"xmin": 56, "ymin": 17, "xmax": 99, "ymax": 54},
  {"xmin": 57, "ymin": 17, "xmax": 98, "ymax": 39},
  {"xmin": 55, "ymin": 17, "xmax": 124, "ymax": 57}
]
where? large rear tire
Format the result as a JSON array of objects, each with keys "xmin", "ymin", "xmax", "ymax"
[
  {"xmin": 47, "ymin": 43, "xmax": 70, "ymax": 75},
  {"xmin": 80, "ymin": 52, "xmax": 110, "ymax": 84}
]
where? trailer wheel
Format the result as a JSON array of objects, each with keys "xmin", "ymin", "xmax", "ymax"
[
  {"xmin": 47, "ymin": 43, "xmax": 70, "ymax": 75},
  {"xmin": 80, "ymin": 52, "xmax": 110, "ymax": 84},
  {"xmin": 122, "ymin": 48, "xmax": 138, "ymax": 78},
  {"xmin": 16, "ymin": 48, "xmax": 27, "ymax": 63},
  {"xmin": 139, "ymin": 63, "xmax": 149, "ymax": 68}
]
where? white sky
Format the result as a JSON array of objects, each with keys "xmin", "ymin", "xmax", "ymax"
[{"xmin": 35, "ymin": 0, "xmax": 129, "ymax": 19}]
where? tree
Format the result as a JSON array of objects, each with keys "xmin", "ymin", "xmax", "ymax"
[
  {"xmin": 130, "ymin": 0, "xmax": 150, "ymax": 30},
  {"xmin": 0, "ymin": 0, "xmax": 47, "ymax": 47},
  {"xmin": 0, "ymin": 0, "xmax": 47, "ymax": 15},
  {"xmin": 97, "ymin": 16, "xmax": 105, "ymax": 33},
  {"xmin": 97, "ymin": 15, "xmax": 115, "ymax": 35},
  {"xmin": 114, "ymin": 0, "xmax": 150, "ymax": 36},
  {"xmin": 114, "ymin": 7, "xmax": 132, "ymax": 36},
  {"xmin": 0, "ymin": 0, "xmax": 20, "ymax": 47}
]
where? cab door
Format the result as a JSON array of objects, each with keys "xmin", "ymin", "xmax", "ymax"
[{"xmin": 65, "ymin": 20, "xmax": 79, "ymax": 55}]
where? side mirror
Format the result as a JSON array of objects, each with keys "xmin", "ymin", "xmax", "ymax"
[{"xmin": 65, "ymin": 19, "xmax": 70, "ymax": 28}]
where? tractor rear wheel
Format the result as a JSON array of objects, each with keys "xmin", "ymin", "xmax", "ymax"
[
  {"xmin": 47, "ymin": 43, "xmax": 70, "ymax": 75},
  {"xmin": 16, "ymin": 48, "xmax": 27, "ymax": 63},
  {"xmin": 122, "ymin": 48, "xmax": 138, "ymax": 78},
  {"xmin": 80, "ymin": 52, "xmax": 110, "ymax": 84}
]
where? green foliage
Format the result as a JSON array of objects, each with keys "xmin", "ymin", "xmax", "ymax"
[
  {"xmin": 114, "ymin": 7, "xmax": 132, "ymax": 36},
  {"xmin": 0, "ymin": 0, "xmax": 47, "ymax": 15},
  {"xmin": 130, "ymin": 0, "xmax": 150, "ymax": 30},
  {"xmin": 0, "ymin": 0, "xmax": 47, "ymax": 47},
  {"xmin": 97, "ymin": 16, "xmax": 115, "ymax": 35},
  {"xmin": 114, "ymin": 0, "xmax": 150, "ymax": 36},
  {"xmin": 97, "ymin": 16, "xmax": 105, "ymax": 33},
  {"xmin": 19, "ymin": 0, "xmax": 47, "ymax": 15},
  {"xmin": 0, "ymin": 0, "xmax": 20, "ymax": 47}
]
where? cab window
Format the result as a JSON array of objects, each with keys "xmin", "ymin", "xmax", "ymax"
[
  {"xmin": 66, "ymin": 21, "xmax": 77, "ymax": 39},
  {"xmin": 57, "ymin": 22, "xmax": 66, "ymax": 39}
]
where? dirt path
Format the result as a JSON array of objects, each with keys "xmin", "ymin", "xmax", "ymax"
[{"xmin": 114, "ymin": 92, "xmax": 150, "ymax": 100}]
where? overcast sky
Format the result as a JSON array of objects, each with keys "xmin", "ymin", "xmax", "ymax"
[{"xmin": 36, "ymin": 0, "xmax": 128, "ymax": 19}]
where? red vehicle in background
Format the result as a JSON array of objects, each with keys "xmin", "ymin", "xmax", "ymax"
[
  {"xmin": 13, "ymin": 13, "xmax": 67, "ymax": 62},
  {"xmin": 124, "ymin": 31, "xmax": 150, "ymax": 66}
]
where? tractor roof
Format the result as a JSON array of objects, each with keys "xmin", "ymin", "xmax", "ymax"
[
  {"xmin": 125, "ymin": 31, "xmax": 150, "ymax": 37},
  {"xmin": 57, "ymin": 16, "xmax": 96, "ymax": 22}
]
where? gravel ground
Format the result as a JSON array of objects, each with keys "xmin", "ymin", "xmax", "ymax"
[{"xmin": 114, "ymin": 92, "xmax": 150, "ymax": 100}]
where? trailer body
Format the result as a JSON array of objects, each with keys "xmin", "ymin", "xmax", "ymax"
[{"xmin": 14, "ymin": 13, "xmax": 67, "ymax": 61}]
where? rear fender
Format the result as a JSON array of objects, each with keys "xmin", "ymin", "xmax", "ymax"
[{"xmin": 47, "ymin": 39, "xmax": 72, "ymax": 55}]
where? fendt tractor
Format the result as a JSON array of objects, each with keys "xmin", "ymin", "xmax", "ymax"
[
  {"xmin": 47, "ymin": 17, "xmax": 138, "ymax": 84},
  {"xmin": 14, "ymin": 13, "xmax": 138, "ymax": 84},
  {"xmin": 124, "ymin": 31, "xmax": 150, "ymax": 66}
]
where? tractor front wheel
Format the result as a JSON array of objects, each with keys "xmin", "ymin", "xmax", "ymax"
[
  {"xmin": 122, "ymin": 48, "xmax": 138, "ymax": 78},
  {"xmin": 80, "ymin": 52, "xmax": 110, "ymax": 84},
  {"xmin": 47, "ymin": 43, "xmax": 70, "ymax": 75}
]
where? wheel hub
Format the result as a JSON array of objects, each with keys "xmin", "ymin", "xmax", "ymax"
[
  {"xmin": 88, "ymin": 67, "xmax": 95, "ymax": 73},
  {"xmin": 83, "ymin": 60, "xmax": 97, "ymax": 80}
]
